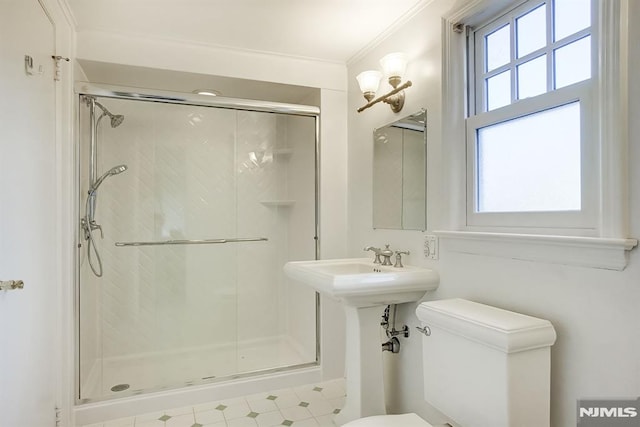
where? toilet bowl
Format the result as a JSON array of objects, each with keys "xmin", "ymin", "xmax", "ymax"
[
  {"xmin": 339, "ymin": 299, "xmax": 556, "ymax": 427},
  {"xmin": 343, "ymin": 413, "xmax": 432, "ymax": 427}
]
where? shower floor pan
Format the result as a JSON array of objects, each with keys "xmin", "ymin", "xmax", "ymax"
[{"xmin": 81, "ymin": 334, "xmax": 314, "ymax": 402}]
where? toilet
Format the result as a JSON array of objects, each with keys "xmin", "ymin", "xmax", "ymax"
[{"xmin": 342, "ymin": 298, "xmax": 557, "ymax": 427}]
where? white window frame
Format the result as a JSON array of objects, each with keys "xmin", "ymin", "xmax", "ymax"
[
  {"xmin": 437, "ymin": 0, "xmax": 637, "ymax": 270},
  {"xmin": 466, "ymin": 0, "xmax": 597, "ymax": 235},
  {"xmin": 466, "ymin": 85, "xmax": 597, "ymax": 232}
]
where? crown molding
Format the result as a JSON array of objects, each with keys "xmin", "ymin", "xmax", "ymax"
[
  {"xmin": 347, "ymin": 0, "xmax": 436, "ymax": 66},
  {"xmin": 76, "ymin": 27, "xmax": 347, "ymax": 67}
]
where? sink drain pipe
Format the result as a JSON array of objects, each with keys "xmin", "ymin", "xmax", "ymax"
[{"xmin": 381, "ymin": 304, "xmax": 409, "ymax": 353}]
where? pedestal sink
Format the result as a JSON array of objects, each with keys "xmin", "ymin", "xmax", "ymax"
[{"xmin": 283, "ymin": 258, "xmax": 439, "ymax": 425}]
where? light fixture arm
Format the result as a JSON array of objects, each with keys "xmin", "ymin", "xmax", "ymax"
[{"xmin": 357, "ymin": 80, "xmax": 412, "ymax": 113}]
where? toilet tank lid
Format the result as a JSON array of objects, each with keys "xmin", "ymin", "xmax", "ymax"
[{"xmin": 416, "ymin": 299, "xmax": 557, "ymax": 353}]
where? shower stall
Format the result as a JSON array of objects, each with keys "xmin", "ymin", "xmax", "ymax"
[{"xmin": 75, "ymin": 84, "xmax": 319, "ymax": 404}]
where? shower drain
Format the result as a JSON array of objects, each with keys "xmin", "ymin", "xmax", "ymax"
[{"xmin": 110, "ymin": 383, "xmax": 130, "ymax": 392}]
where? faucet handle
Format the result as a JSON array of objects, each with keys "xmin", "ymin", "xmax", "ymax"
[
  {"xmin": 90, "ymin": 221, "xmax": 104, "ymax": 239},
  {"xmin": 394, "ymin": 250, "xmax": 410, "ymax": 268}
]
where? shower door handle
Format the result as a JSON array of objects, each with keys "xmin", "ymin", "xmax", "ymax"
[{"xmin": 0, "ymin": 280, "xmax": 25, "ymax": 291}]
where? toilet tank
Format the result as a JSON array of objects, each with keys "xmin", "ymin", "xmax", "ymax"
[{"xmin": 416, "ymin": 299, "xmax": 556, "ymax": 427}]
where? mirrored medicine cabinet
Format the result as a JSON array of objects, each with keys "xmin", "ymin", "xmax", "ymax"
[{"xmin": 372, "ymin": 109, "xmax": 426, "ymax": 230}]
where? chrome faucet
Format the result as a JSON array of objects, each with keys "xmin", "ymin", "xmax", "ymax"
[
  {"xmin": 365, "ymin": 244, "xmax": 396, "ymax": 265},
  {"xmin": 380, "ymin": 244, "xmax": 394, "ymax": 266},
  {"xmin": 364, "ymin": 246, "xmax": 382, "ymax": 264}
]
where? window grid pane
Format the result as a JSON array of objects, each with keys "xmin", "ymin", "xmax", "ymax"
[
  {"xmin": 516, "ymin": 4, "xmax": 547, "ymax": 58},
  {"xmin": 486, "ymin": 70, "xmax": 511, "ymax": 111},
  {"xmin": 517, "ymin": 54, "xmax": 547, "ymax": 99},
  {"xmin": 554, "ymin": 35, "xmax": 592, "ymax": 89},
  {"xmin": 554, "ymin": 0, "xmax": 591, "ymax": 41},
  {"xmin": 485, "ymin": 24, "xmax": 511, "ymax": 72}
]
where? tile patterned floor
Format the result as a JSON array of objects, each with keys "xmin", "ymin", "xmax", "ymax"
[{"xmin": 82, "ymin": 379, "xmax": 345, "ymax": 427}]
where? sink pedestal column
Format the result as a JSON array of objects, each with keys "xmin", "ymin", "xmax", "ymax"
[{"xmin": 334, "ymin": 305, "xmax": 386, "ymax": 425}]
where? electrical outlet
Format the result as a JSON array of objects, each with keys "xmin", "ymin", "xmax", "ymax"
[{"xmin": 423, "ymin": 235, "xmax": 438, "ymax": 260}]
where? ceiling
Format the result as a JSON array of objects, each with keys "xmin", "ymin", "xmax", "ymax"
[{"xmin": 66, "ymin": 0, "xmax": 427, "ymax": 63}]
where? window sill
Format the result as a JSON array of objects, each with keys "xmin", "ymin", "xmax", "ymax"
[{"xmin": 433, "ymin": 231, "xmax": 638, "ymax": 270}]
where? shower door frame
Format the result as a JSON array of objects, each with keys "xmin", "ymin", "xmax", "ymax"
[{"xmin": 74, "ymin": 82, "xmax": 321, "ymax": 404}]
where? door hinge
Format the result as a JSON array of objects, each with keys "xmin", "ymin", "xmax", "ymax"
[
  {"xmin": 55, "ymin": 406, "xmax": 62, "ymax": 427},
  {"xmin": 51, "ymin": 55, "xmax": 69, "ymax": 82}
]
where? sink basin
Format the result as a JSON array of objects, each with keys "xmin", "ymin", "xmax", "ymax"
[{"xmin": 284, "ymin": 258, "xmax": 439, "ymax": 307}]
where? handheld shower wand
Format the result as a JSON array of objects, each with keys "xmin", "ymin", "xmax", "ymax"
[
  {"xmin": 90, "ymin": 164, "xmax": 128, "ymax": 194},
  {"xmin": 87, "ymin": 164, "xmax": 128, "ymax": 224},
  {"xmin": 83, "ymin": 164, "xmax": 128, "ymax": 278}
]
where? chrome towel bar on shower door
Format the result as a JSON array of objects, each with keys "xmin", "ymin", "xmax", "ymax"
[{"xmin": 114, "ymin": 237, "xmax": 268, "ymax": 247}]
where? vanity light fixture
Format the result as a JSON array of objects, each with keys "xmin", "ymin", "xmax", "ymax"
[{"xmin": 356, "ymin": 52, "xmax": 412, "ymax": 113}]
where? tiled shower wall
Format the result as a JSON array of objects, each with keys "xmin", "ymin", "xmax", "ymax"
[{"xmin": 78, "ymin": 98, "xmax": 317, "ymax": 400}]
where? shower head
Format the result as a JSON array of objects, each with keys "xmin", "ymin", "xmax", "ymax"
[
  {"xmin": 110, "ymin": 114, "xmax": 125, "ymax": 128},
  {"xmin": 90, "ymin": 164, "xmax": 128, "ymax": 193},
  {"xmin": 95, "ymin": 101, "xmax": 125, "ymax": 128}
]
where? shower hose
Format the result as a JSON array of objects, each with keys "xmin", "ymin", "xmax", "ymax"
[{"xmin": 83, "ymin": 194, "xmax": 103, "ymax": 277}]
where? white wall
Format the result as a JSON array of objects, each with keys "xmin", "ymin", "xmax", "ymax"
[
  {"xmin": 347, "ymin": 1, "xmax": 640, "ymax": 426},
  {"xmin": 283, "ymin": 112, "xmax": 319, "ymax": 359},
  {"xmin": 75, "ymin": 30, "xmax": 346, "ymax": 92},
  {"xmin": 318, "ymin": 88, "xmax": 349, "ymax": 380}
]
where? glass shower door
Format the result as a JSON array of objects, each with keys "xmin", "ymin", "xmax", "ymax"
[{"xmin": 78, "ymin": 95, "xmax": 317, "ymax": 402}]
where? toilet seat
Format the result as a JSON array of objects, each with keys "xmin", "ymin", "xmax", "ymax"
[{"xmin": 341, "ymin": 413, "xmax": 433, "ymax": 427}]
